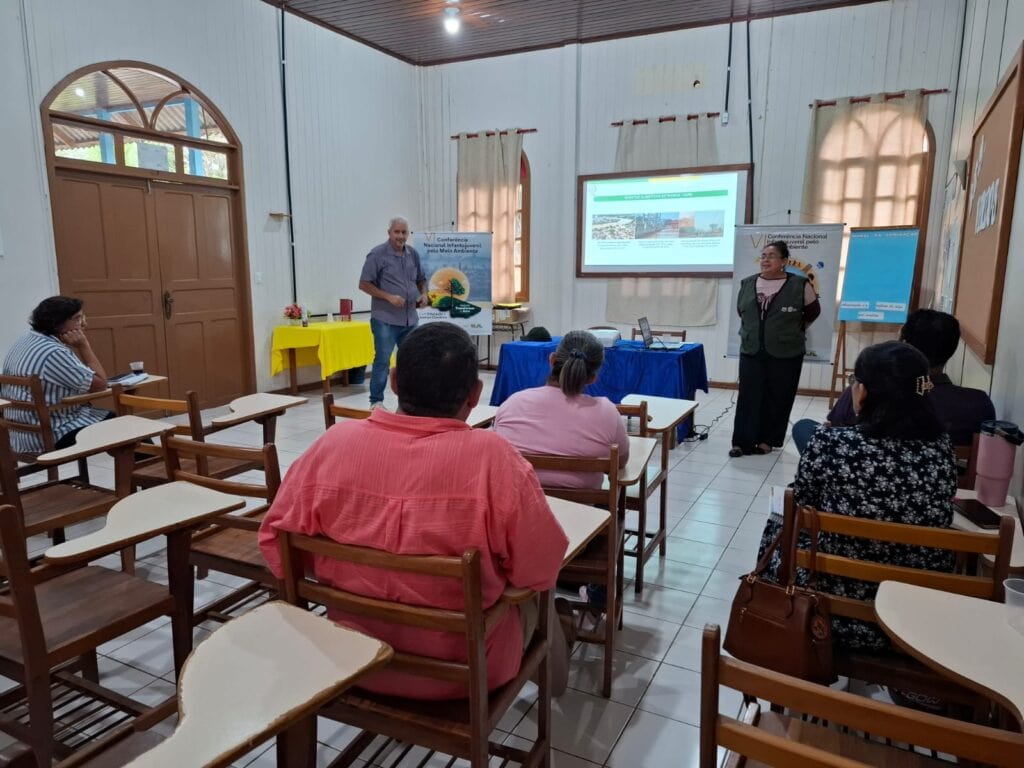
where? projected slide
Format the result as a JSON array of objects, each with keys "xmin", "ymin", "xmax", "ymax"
[{"xmin": 576, "ymin": 166, "xmax": 750, "ymax": 276}]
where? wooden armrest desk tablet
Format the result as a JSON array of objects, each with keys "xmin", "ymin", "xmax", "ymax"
[
  {"xmin": 119, "ymin": 602, "xmax": 392, "ymax": 768},
  {"xmin": 875, "ymin": 581, "xmax": 1024, "ymax": 726},
  {"xmin": 59, "ymin": 375, "xmax": 168, "ymax": 407}
]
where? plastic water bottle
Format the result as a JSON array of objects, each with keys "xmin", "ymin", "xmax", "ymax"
[{"xmin": 301, "ymin": 304, "xmax": 309, "ymax": 327}]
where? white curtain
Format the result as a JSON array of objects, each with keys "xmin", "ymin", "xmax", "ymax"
[
  {"xmin": 609, "ymin": 117, "xmax": 720, "ymax": 326},
  {"xmin": 802, "ymin": 90, "xmax": 930, "ymax": 351},
  {"xmin": 456, "ymin": 130, "xmax": 523, "ymax": 303}
]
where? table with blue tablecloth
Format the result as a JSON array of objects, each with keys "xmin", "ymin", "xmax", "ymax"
[{"xmin": 490, "ymin": 339, "xmax": 709, "ymax": 439}]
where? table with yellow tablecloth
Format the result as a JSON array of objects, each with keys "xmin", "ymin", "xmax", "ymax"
[{"xmin": 271, "ymin": 321, "xmax": 375, "ymax": 394}]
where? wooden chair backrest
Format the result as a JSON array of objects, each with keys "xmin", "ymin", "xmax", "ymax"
[
  {"xmin": 615, "ymin": 401, "xmax": 650, "ymax": 438},
  {"xmin": 0, "ymin": 502, "xmax": 53, "ymax": 658},
  {"xmin": 112, "ymin": 384, "xmax": 201, "ymax": 437},
  {"xmin": 113, "ymin": 384, "xmax": 207, "ymax": 473},
  {"xmin": 162, "ymin": 435, "xmax": 281, "ymax": 504},
  {"xmin": 0, "ymin": 425, "xmax": 27, "ymax": 514},
  {"xmin": 520, "ymin": 445, "xmax": 620, "ymax": 511},
  {"xmin": 0, "ymin": 373, "xmax": 57, "ymax": 460},
  {"xmin": 322, "ymin": 393, "xmax": 372, "ymax": 430},
  {"xmin": 278, "ymin": 539, "xmax": 501, "ymax": 703},
  {"xmin": 779, "ymin": 488, "xmax": 1013, "ymax": 624},
  {"xmin": 630, "ymin": 328, "xmax": 686, "ymax": 341},
  {"xmin": 699, "ymin": 624, "xmax": 1024, "ymax": 768}
]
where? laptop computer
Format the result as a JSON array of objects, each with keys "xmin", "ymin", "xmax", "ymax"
[{"xmin": 637, "ymin": 316, "xmax": 684, "ymax": 350}]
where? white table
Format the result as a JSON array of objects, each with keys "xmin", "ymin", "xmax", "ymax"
[
  {"xmin": 36, "ymin": 415, "xmax": 176, "ymax": 497},
  {"xmin": 546, "ymin": 495, "xmax": 612, "ymax": 564},
  {"xmin": 468, "ymin": 403, "xmax": 498, "ymax": 428},
  {"xmin": 620, "ymin": 397, "xmax": 695, "ymax": 589},
  {"xmin": 43, "ymin": 480, "xmax": 247, "ymax": 677},
  {"xmin": 209, "ymin": 393, "xmax": 307, "ymax": 428},
  {"xmin": 875, "ymin": 580, "xmax": 1024, "ymax": 725},
  {"xmin": 44, "ymin": 481, "xmax": 245, "ymax": 563},
  {"xmin": 619, "ymin": 435, "xmax": 658, "ymax": 486},
  {"xmin": 952, "ymin": 489, "xmax": 1023, "ymax": 572},
  {"xmin": 621, "ymin": 394, "xmax": 697, "ymax": 434},
  {"xmin": 209, "ymin": 392, "xmax": 307, "ymax": 443},
  {"xmin": 59, "ymin": 374, "xmax": 168, "ymax": 406},
  {"xmin": 501, "ymin": 496, "xmax": 611, "ymax": 605},
  {"xmin": 123, "ymin": 601, "xmax": 393, "ymax": 768}
]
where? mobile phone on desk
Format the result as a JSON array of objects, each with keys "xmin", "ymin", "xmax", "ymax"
[{"xmin": 953, "ymin": 498, "xmax": 1002, "ymax": 529}]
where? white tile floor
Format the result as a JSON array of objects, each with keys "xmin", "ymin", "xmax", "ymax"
[{"xmin": 18, "ymin": 376, "xmax": 837, "ymax": 767}]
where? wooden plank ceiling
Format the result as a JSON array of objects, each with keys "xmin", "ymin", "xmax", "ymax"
[{"xmin": 273, "ymin": 0, "xmax": 884, "ymax": 66}]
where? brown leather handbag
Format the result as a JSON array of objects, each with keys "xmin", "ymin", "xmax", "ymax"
[{"xmin": 723, "ymin": 508, "xmax": 836, "ymax": 684}]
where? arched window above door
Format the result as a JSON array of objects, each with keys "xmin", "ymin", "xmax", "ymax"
[{"xmin": 45, "ymin": 63, "xmax": 236, "ymax": 183}]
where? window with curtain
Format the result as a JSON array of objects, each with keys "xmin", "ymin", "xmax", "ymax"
[
  {"xmin": 803, "ymin": 90, "xmax": 936, "ymax": 360},
  {"xmin": 803, "ymin": 91, "xmax": 933, "ymax": 298},
  {"xmin": 514, "ymin": 153, "xmax": 531, "ymax": 301},
  {"xmin": 456, "ymin": 129, "xmax": 523, "ymax": 303}
]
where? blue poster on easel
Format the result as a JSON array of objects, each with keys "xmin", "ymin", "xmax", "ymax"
[{"xmin": 838, "ymin": 227, "xmax": 918, "ymax": 323}]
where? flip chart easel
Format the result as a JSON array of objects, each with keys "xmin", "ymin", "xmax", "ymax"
[{"xmin": 829, "ymin": 226, "xmax": 920, "ymax": 406}]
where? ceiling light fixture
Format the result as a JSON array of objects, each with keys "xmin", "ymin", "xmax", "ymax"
[
  {"xmin": 443, "ymin": 6, "xmax": 461, "ymax": 34},
  {"xmin": 74, "ymin": 87, "xmax": 86, "ymax": 97}
]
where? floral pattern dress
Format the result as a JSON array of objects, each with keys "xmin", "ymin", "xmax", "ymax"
[{"xmin": 757, "ymin": 426, "xmax": 957, "ymax": 650}]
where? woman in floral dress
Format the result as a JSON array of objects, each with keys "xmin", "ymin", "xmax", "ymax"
[{"xmin": 757, "ymin": 340, "xmax": 957, "ymax": 649}]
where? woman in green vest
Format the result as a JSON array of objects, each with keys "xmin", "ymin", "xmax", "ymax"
[{"xmin": 730, "ymin": 241, "xmax": 821, "ymax": 458}]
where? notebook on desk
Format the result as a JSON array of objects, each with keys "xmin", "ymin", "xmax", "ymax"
[
  {"xmin": 108, "ymin": 372, "xmax": 148, "ymax": 387},
  {"xmin": 637, "ymin": 316, "xmax": 684, "ymax": 350}
]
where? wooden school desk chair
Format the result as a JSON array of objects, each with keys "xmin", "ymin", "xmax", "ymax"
[
  {"xmin": 700, "ymin": 623, "xmax": 1024, "ymax": 768},
  {"xmin": 278, "ymin": 537, "xmax": 553, "ymax": 768}
]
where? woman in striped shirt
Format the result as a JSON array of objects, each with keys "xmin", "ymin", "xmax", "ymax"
[{"xmin": 1, "ymin": 296, "xmax": 112, "ymax": 453}]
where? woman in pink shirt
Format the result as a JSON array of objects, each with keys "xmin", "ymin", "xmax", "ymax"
[
  {"xmin": 494, "ymin": 330, "xmax": 630, "ymax": 487},
  {"xmin": 494, "ymin": 330, "xmax": 629, "ymax": 609}
]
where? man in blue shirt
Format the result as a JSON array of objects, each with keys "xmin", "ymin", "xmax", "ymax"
[{"xmin": 359, "ymin": 217, "xmax": 427, "ymax": 408}]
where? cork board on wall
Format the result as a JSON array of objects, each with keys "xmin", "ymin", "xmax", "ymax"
[{"xmin": 956, "ymin": 43, "xmax": 1024, "ymax": 365}]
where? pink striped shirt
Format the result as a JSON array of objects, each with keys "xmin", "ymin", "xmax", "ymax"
[{"xmin": 259, "ymin": 410, "xmax": 568, "ymax": 699}]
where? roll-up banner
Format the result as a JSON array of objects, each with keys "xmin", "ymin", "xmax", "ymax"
[{"xmin": 412, "ymin": 232, "xmax": 493, "ymax": 335}]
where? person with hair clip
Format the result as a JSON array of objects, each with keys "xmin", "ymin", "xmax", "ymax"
[
  {"xmin": 494, "ymin": 330, "xmax": 629, "ymax": 489},
  {"xmin": 730, "ymin": 240, "xmax": 820, "ymax": 457},
  {"xmin": 755, "ymin": 340, "xmax": 957, "ymax": 656},
  {"xmin": 791, "ymin": 308, "xmax": 994, "ymax": 454}
]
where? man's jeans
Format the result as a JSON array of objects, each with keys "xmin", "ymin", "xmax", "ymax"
[{"xmin": 369, "ymin": 318, "xmax": 415, "ymax": 404}]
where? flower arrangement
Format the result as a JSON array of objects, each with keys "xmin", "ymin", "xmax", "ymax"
[{"xmin": 283, "ymin": 303, "xmax": 303, "ymax": 320}]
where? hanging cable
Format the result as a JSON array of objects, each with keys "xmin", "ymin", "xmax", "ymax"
[{"xmin": 278, "ymin": 7, "xmax": 298, "ymax": 303}]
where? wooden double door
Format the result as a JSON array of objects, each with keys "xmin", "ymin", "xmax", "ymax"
[{"xmin": 51, "ymin": 169, "xmax": 254, "ymax": 406}]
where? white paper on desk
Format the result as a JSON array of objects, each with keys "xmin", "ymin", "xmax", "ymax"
[
  {"xmin": 767, "ymin": 485, "xmax": 787, "ymax": 517},
  {"xmin": 108, "ymin": 372, "xmax": 147, "ymax": 387}
]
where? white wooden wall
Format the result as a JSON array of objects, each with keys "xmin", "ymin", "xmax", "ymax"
[
  {"xmin": 284, "ymin": 17, "xmax": 420, "ymax": 319},
  {"xmin": 945, "ymin": 0, "xmax": 1024, "ymax": 495},
  {"xmin": 0, "ymin": 0, "xmax": 419, "ymax": 391},
  {"xmin": 417, "ymin": 0, "xmax": 966, "ymax": 387}
]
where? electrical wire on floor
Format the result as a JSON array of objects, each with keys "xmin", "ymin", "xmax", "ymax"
[{"xmin": 684, "ymin": 388, "xmax": 737, "ymax": 442}]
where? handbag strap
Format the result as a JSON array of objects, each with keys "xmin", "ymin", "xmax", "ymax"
[{"xmin": 748, "ymin": 525, "xmax": 786, "ymax": 578}]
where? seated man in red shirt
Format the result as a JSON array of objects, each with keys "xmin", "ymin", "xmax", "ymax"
[{"xmin": 259, "ymin": 322, "xmax": 570, "ymax": 699}]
